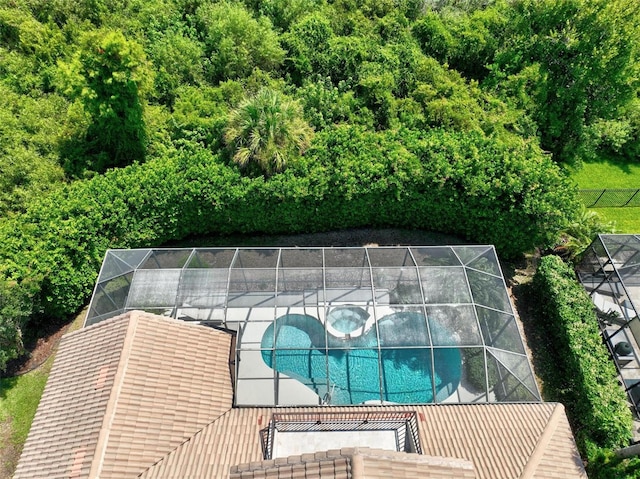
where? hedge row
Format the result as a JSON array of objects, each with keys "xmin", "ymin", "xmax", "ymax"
[
  {"xmin": 0, "ymin": 126, "xmax": 579, "ymax": 369},
  {"xmin": 533, "ymin": 255, "xmax": 632, "ymax": 449}
]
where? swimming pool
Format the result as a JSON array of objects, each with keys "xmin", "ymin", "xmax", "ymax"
[
  {"xmin": 326, "ymin": 306, "xmax": 369, "ymax": 334},
  {"xmin": 261, "ymin": 311, "xmax": 461, "ymax": 404}
]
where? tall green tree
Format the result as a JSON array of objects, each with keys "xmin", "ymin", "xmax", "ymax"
[
  {"xmin": 58, "ymin": 29, "xmax": 153, "ymax": 174},
  {"xmin": 0, "ymin": 280, "xmax": 32, "ymax": 372},
  {"xmin": 242, "ymin": 0, "xmax": 322, "ymax": 32},
  {"xmin": 413, "ymin": 7, "xmax": 505, "ymax": 81},
  {"xmin": 490, "ymin": 0, "xmax": 640, "ymax": 163},
  {"xmin": 194, "ymin": 1, "xmax": 284, "ymax": 83},
  {"xmin": 147, "ymin": 30, "xmax": 205, "ymax": 106},
  {"xmin": 224, "ymin": 88, "xmax": 314, "ymax": 176},
  {"xmin": 0, "ymin": 85, "xmax": 66, "ymax": 215},
  {"xmin": 282, "ymin": 13, "xmax": 335, "ymax": 85}
]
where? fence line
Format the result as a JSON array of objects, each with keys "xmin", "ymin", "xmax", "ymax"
[{"xmin": 579, "ymin": 189, "xmax": 640, "ymax": 208}]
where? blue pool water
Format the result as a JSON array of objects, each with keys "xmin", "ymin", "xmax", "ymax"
[
  {"xmin": 326, "ymin": 306, "xmax": 368, "ymax": 334},
  {"xmin": 260, "ymin": 311, "xmax": 461, "ymax": 404}
]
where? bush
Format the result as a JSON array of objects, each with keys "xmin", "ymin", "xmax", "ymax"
[
  {"xmin": 0, "ymin": 128, "xmax": 579, "ymax": 371},
  {"xmin": 0, "ymin": 280, "xmax": 32, "ymax": 372},
  {"xmin": 584, "ymin": 443, "xmax": 640, "ymax": 479},
  {"xmin": 194, "ymin": 1, "xmax": 284, "ymax": 82},
  {"xmin": 532, "ymin": 255, "xmax": 633, "ymax": 449}
]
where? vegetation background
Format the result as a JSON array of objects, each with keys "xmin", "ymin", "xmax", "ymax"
[{"xmin": 1, "ymin": 0, "xmax": 639, "ymax": 476}]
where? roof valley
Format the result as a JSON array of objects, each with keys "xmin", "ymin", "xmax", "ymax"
[{"xmin": 138, "ymin": 407, "xmax": 236, "ymax": 477}]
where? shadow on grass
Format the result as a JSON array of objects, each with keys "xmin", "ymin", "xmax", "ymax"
[
  {"xmin": 0, "ymin": 377, "xmax": 19, "ymax": 401},
  {"xmin": 580, "ymin": 152, "xmax": 636, "ymax": 175}
]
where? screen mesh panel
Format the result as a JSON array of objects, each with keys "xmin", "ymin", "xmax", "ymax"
[
  {"xmin": 127, "ymin": 269, "xmax": 181, "ymax": 308},
  {"xmin": 86, "ymin": 246, "xmax": 540, "ymax": 406}
]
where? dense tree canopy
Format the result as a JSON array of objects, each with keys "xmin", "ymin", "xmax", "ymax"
[
  {"xmin": 58, "ymin": 29, "xmax": 152, "ymax": 175},
  {"xmin": 1, "ymin": 0, "xmax": 637, "ymax": 189},
  {"xmin": 0, "ymin": 0, "xmax": 638, "ymax": 379},
  {"xmin": 489, "ymin": 0, "xmax": 640, "ymax": 163}
]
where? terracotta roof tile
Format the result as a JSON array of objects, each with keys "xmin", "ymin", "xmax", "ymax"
[
  {"xmin": 530, "ymin": 405, "xmax": 588, "ymax": 479},
  {"xmin": 230, "ymin": 447, "xmax": 476, "ymax": 479},
  {"xmin": 141, "ymin": 403, "xmax": 585, "ymax": 479},
  {"xmin": 14, "ymin": 316, "xmax": 129, "ymax": 479},
  {"xmin": 16, "ymin": 312, "xmax": 586, "ymax": 479},
  {"xmin": 15, "ymin": 311, "xmax": 234, "ymax": 479},
  {"xmin": 97, "ymin": 314, "xmax": 233, "ymax": 477}
]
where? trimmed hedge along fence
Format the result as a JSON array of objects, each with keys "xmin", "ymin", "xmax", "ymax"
[
  {"xmin": 533, "ymin": 255, "xmax": 632, "ymax": 450},
  {"xmin": 0, "ymin": 126, "xmax": 579, "ymax": 369}
]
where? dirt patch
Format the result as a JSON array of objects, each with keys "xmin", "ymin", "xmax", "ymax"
[
  {"xmin": 502, "ymin": 251, "xmax": 546, "ymax": 396},
  {"xmin": 170, "ymin": 227, "xmax": 468, "ymax": 249},
  {"xmin": 2, "ymin": 307, "xmax": 87, "ymax": 379}
]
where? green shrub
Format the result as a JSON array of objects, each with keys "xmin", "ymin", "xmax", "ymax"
[
  {"xmin": 462, "ymin": 348, "xmax": 489, "ymax": 392},
  {"xmin": 0, "ymin": 280, "xmax": 33, "ymax": 372},
  {"xmin": 584, "ymin": 443, "xmax": 640, "ymax": 479},
  {"xmin": 0, "ymin": 127, "xmax": 579, "ymax": 371},
  {"xmin": 57, "ymin": 29, "xmax": 153, "ymax": 174},
  {"xmin": 194, "ymin": 1, "xmax": 284, "ymax": 83},
  {"xmin": 533, "ymin": 255, "xmax": 633, "ymax": 449}
]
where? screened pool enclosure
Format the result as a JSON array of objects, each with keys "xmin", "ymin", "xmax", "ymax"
[
  {"xmin": 577, "ymin": 234, "xmax": 640, "ymax": 413},
  {"xmin": 87, "ymin": 246, "xmax": 540, "ymax": 406},
  {"xmin": 578, "ymin": 235, "xmax": 640, "ymax": 327}
]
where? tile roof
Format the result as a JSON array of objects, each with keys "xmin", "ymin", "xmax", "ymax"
[
  {"xmin": 14, "ymin": 311, "xmax": 233, "ymax": 479},
  {"xmin": 16, "ymin": 312, "xmax": 586, "ymax": 479},
  {"xmin": 140, "ymin": 403, "xmax": 586, "ymax": 479},
  {"xmin": 14, "ymin": 315, "xmax": 129, "ymax": 479},
  {"xmin": 229, "ymin": 447, "xmax": 477, "ymax": 479}
]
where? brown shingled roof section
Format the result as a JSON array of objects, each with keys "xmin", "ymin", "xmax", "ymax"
[
  {"xmin": 14, "ymin": 316, "xmax": 129, "ymax": 479},
  {"xmin": 530, "ymin": 405, "xmax": 588, "ymax": 479},
  {"xmin": 140, "ymin": 403, "xmax": 586, "ymax": 479},
  {"xmin": 15, "ymin": 311, "xmax": 586, "ymax": 479},
  {"xmin": 229, "ymin": 447, "xmax": 476, "ymax": 479},
  {"xmin": 14, "ymin": 311, "xmax": 234, "ymax": 479},
  {"xmin": 230, "ymin": 449, "xmax": 353, "ymax": 479}
]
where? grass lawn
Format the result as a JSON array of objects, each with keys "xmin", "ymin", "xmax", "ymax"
[
  {"xmin": 0, "ymin": 358, "xmax": 52, "ymax": 475},
  {"xmin": 568, "ymin": 157, "xmax": 640, "ymax": 233},
  {"xmin": 570, "ymin": 158, "xmax": 640, "ymax": 188},
  {"xmin": 590, "ymin": 208, "xmax": 640, "ymax": 234}
]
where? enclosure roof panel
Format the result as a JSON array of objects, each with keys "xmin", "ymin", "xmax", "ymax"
[{"xmin": 590, "ymin": 234, "xmax": 640, "ymax": 314}]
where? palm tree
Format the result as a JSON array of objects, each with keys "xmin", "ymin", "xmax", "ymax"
[{"xmin": 224, "ymin": 88, "xmax": 314, "ymax": 176}]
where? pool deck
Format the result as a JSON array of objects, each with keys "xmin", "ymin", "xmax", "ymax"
[{"xmin": 273, "ymin": 430, "xmax": 398, "ymax": 458}]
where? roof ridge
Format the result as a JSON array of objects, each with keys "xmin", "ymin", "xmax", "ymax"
[
  {"xmin": 231, "ymin": 447, "xmax": 476, "ymax": 478},
  {"xmin": 137, "ymin": 405, "xmax": 235, "ymax": 477},
  {"xmin": 90, "ymin": 312, "xmax": 140, "ymax": 478},
  {"xmin": 518, "ymin": 403, "xmax": 565, "ymax": 479}
]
